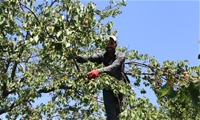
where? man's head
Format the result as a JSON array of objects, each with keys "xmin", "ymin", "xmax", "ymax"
[{"xmin": 106, "ymin": 35, "xmax": 117, "ymax": 54}]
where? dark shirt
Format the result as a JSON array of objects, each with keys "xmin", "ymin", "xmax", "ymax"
[{"xmin": 76, "ymin": 51, "xmax": 125, "ymax": 80}]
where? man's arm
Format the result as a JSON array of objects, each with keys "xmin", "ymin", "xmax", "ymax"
[
  {"xmin": 76, "ymin": 55, "xmax": 89, "ymax": 63},
  {"xmin": 98, "ymin": 53, "xmax": 125, "ymax": 74},
  {"xmin": 76, "ymin": 53, "xmax": 103, "ymax": 64}
]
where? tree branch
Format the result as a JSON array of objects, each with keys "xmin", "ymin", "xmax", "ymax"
[
  {"xmin": 3, "ymin": 59, "xmax": 11, "ymax": 74},
  {"xmin": 50, "ymin": 0, "xmax": 57, "ymax": 7},
  {"xmin": 0, "ymin": 83, "xmax": 71, "ymax": 115},
  {"xmin": 0, "ymin": 102, "xmax": 15, "ymax": 115},
  {"xmin": 1, "ymin": 31, "xmax": 6, "ymax": 38},
  {"xmin": 19, "ymin": 2, "xmax": 40, "ymax": 25},
  {"xmin": 37, "ymin": 84, "xmax": 72, "ymax": 94},
  {"xmin": 73, "ymin": 59, "xmax": 80, "ymax": 72},
  {"xmin": 125, "ymin": 61, "xmax": 153, "ymax": 69},
  {"xmin": 19, "ymin": 2, "xmax": 55, "ymax": 39},
  {"xmin": 124, "ymin": 61, "xmax": 195, "ymax": 83},
  {"xmin": 1, "ymin": 59, "xmax": 11, "ymax": 99},
  {"xmin": 3, "ymin": 77, "xmax": 25, "ymax": 98},
  {"xmin": 19, "ymin": 64, "xmax": 25, "ymax": 73},
  {"xmin": 25, "ymin": 31, "xmax": 30, "ymax": 40},
  {"xmin": 1, "ymin": 76, "xmax": 23, "ymax": 104},
  {"xmin": 125, "ymin": 71, "xmax": 155, "ymax": 76},
  {"xmin": 11, "ymin": 61, "xmax": 18, "ymax": 81},
  {"xmin": 0, "ymin": 108, "xmax": 6, "ymax": 115},
  {"xmin": 2, "ymin": 26, "xmax": 27, "ymax": 99},
  {"xmin": 11, "ymin": 44, "xmax": 24, "ymax": 81}
]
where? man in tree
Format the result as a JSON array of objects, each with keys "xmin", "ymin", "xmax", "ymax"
[{"xmin": 76, "ymin": 35, "xmax": 126, "ymax": 120}]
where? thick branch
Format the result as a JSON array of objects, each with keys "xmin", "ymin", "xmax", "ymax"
[
  {"xmin": 0, "ymin": 109, "xmax": 6, "ymax": 115},
  {"xmin": 2, "ymin": 76, "xmax": 24, "ymax": 99},
  {"xmin": 0, "ymin": 102, "xmax": 15, "ymax": 115},
  {"xmin": 2, "ymin": 89, "xmax": 16, "ymax": 99},
  {"xmin": 11, "ymin": 44, "xmax": 24, "ymax": 81},
  {"xmin": 0, "ymin": 83, "xmax": 71, "ymax": 115},
  {"xmin": 1, "ymin": 77, "xmax": 24, "ymax": 98},
  {"xmin": 5, "ymin": 76, "xmax": 25, "ymax": 97},
  {"xmin": 11, "ymin": 61, "xmax": 18, "ymax": 81},
  {"xmin": 1, "ymin": 59, "xmax": 11, "ymax": 99}
]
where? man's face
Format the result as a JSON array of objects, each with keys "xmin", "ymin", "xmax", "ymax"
[{"xmin": 106, "ymin": 38, "xmax": 117, "ymax": 53}]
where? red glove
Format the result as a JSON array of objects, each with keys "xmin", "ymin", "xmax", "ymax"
[{"xmin": 87, "ymin": 70, "xmax": 99, "ymax": 78}]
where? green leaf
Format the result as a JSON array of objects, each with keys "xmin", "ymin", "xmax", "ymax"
[
  {"xmin": 159, "ymin": 82, "xmax": 172, "ymax": 97},
  {"xmin": 65, "ymin": 42, "xmax": 70, "ymax": 47},
  {"xmin": 56, "ymin": 31, "xmax": 62, "ymax": 37},
  {"xmin": 179, "ymin": 88, "xmax": 190, "ymax": 104},
  {"xmin": 107, "ymin": 22, "xmax": 113, "ymax": 33},
  {"xmin": 167, "ymin": 87, "xmax": 177, "ymax": 98},
  {"xmin": 55, "ymin": 43, "xmax": 62, "ymax": 51},
  {"xmin": 140, "ymin": 89, "xmax": 146, "ymax": 94},
  {"xmin": 34, "ymin": 35, "xmax": 39, "ymax": 43},
  {"xmin": 188, "ymin": 80, "xmax": 200, "ymax": 110}
]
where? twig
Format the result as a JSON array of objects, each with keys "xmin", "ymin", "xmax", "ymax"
[
  {"xmin": 19, "ymin": 2, "xmax": 40, "ymax": 24},
  {"xmin": 125, "ymin": 61, "xmax": 152, "ymax": 69},
  {"xmin": 19, "ymin": 2, "xmax": 54, "ymax": 39},
  {"xmin": 19, "ymin": 64, "xmax": 25, "ymax": 73},
  {"xmin": 50, "ymin": 0, "xmax": 57, "ymax": 7},
  {"xmin": 73, "ymin": 59, "xmax": 80, "ymax": 72},
  {"xmin": 37, "ymin": 84, "xmax": 72, "ymax": 93},
  {"xmin": 125, "ymin": 71, "xmax": 155, "ymax": 76},
  {"xmin": 124, "ymin": 61, "xmax": 197, "ymax": 83},
  {"xmin": 25, "ymin": 31, "xmax": 30, "ymax": 40},
  {"xmin": 2, "ymin": 31, "xmax": 6, "ymax": 38}
]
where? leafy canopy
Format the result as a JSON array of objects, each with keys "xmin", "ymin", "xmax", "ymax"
[{"xmin": 0, "ymin": 0, "xmax": 200, "ymax": 119}]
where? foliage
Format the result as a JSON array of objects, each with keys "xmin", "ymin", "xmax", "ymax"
[{"xmin": 0, "ymin": 0, "xmax": 199, "ymax": 119}]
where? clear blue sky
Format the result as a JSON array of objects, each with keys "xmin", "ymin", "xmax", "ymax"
[{"xmin": 1, "ymin": 0, "xmax": 199, "ymax": 119}]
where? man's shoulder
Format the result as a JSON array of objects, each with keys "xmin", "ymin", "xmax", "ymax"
[
  {"xmin": 94, "ymin": 51, "xmax": 105, "ymax": 56},
  {"xmin": 115, "ymin": 51, "xmax": 125, "ymax": 57}
]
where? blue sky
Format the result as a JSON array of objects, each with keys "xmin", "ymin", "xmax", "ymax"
[
  {"xmin": 91, "ymin": 0, "xmax": 199, "ymax": 105},
  {"xmin": 116, "ymin": 0, "xmax": 199, "ymax": 105},
  {"xmin": 0, "ymin": 0, "xmax": 199, "ymax": 119},
  {"xmin": 108, "ymin": 0, "xmax": 199, "ymax": 65}
]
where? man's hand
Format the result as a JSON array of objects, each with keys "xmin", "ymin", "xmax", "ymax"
[{"xmin": 87, "ymin": 70, "xmax": 99, "ymax": 78}]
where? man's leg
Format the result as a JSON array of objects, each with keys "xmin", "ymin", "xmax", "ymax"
[{"xmin": 103, "ymin": 89, "xmax": 119, "ymax": 120}]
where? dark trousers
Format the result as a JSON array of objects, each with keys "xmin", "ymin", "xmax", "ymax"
[{"xmin": 103, "ymin": 89, "xmax": 124, "ymax": 120}]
